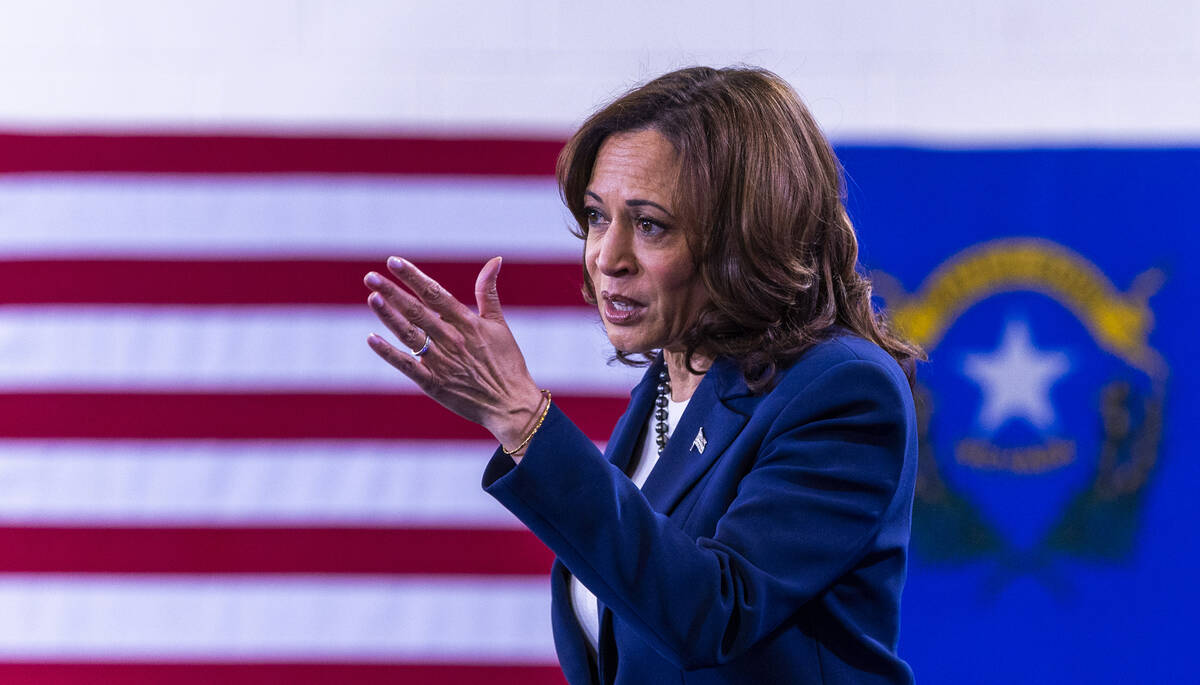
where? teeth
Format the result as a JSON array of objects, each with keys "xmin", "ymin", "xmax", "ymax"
[{"xmin": 610, "ymin": 299, "xmax": 635, "ymax": 311}]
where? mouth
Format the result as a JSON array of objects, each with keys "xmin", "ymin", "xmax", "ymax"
[{"xmin": 601, "ymin": 291, "xmax": 647, "ymax": 324}]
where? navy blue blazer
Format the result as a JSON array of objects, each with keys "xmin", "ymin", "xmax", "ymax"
[{"xmin": 483, "ymin": 335, "xmax": 917, "ymax": 684}]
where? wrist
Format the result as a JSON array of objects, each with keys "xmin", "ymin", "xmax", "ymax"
[{"xmin": 495, "ymin": 389, "xmax": 551, "ymax": 458}]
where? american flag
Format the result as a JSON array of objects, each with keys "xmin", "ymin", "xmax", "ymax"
[{"xmin": 0, "ymin": 131, "xmax": 641, "ymax": 684}]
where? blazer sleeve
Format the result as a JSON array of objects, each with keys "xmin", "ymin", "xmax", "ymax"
[{"xmin": 482, "ymin": 358, "xmax": 914, "ymax": 670}]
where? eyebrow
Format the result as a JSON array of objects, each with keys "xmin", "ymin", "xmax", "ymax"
[{"xmin": 585, "ymin": 190, "xmax": 675, "ymax": 218}]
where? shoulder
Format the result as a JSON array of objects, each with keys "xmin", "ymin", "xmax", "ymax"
[
  {"xmin": 707, "ymin": 335, "xmax": 920, "ymax": 548},
  {"xmin": 745, "ymin": 335, "xmax": 918, "ymax": 500},
  {"xmin": 770, "ymin": 334, "xmax": 912, "ymax": 401},
  {"xmin": 740, "ymin": 335, "xmax": 915, "ymax": 450}
]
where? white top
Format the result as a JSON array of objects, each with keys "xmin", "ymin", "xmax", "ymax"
[{"xmin": 568, "ymin": 394, "xmax": 691, "ymax": 654}]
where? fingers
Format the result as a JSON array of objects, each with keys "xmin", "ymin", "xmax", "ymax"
[
  {"xmin": 474, "ymin": 256, "xmax": 505, "ymax": 321},
  {"xmin": 364, "ymin": 268, "xmax": 451, "ymax": 345},
  {"xmin": 363, "ymin": 255, "xmax": 537, "ymax": 437},
  {"xmin": 367, "ymin": 333, "xmax": 435, "ymax": 386},
  {"xmin": 366, "ymin": 290, "xmax": 429, "ymax": 353},
  {"xmin": 385, "ymin": 257, "xmax": 473, "ymax": 324}
]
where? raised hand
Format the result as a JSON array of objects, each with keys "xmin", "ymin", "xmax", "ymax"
[{"xmin": 364, "ymin": 256, "xmax": 545, "ymax": 453}]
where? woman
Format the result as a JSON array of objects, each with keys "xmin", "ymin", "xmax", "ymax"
[{"xmin": 364, "ymin": 66, "xmax": 922, "ymax": 684}]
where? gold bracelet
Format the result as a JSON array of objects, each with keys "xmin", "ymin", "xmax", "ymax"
[{"xmin": 502, "ymin": 389, "xmax": 552, "ymax": 456}]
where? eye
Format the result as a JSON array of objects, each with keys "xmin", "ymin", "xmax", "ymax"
[
  {"xmin": 583, "ymin": 207, "xmax": 607, "ymax": 228},
  {"xmin": 635, "ymin": 216, "xmax": 667, "ymax": 236}
]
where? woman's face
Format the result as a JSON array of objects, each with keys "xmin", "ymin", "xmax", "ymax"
[{"xmin": 583, "ymin": 129, "xmax": 709, "ymax": 356}]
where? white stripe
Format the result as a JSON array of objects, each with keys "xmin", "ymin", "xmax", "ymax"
[
  {"xmin": 0, "ymin": 176, "xmax": 579, "ymax": 258},
  {"xmin": 0, "ymin": 575, "xmax": 554, "ymax": 661},
  {"xmin": 0, "ymin": 440, "xmax": 533, "ymax": 527},
  {"xmin": 0, "ymin": 306, "xmax": 643, "ymax": 393},
  {"xmin": 3, "ymin": 4, "xmax": 1197, "ymax": 141}
]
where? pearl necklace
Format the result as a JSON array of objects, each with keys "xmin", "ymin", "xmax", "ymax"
[{"xmin": 654, "ymin": 369, "xmax": 670, "ymax": 455}]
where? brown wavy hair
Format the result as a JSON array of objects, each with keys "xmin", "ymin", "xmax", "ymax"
[{"xmin": 557, "ymin": 66, "xmax": 923, "ymax": 392}]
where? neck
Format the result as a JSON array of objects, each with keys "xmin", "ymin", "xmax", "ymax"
[{"xmin": 662, "ymin": 348, "xmax": 709, "ymax": 402}]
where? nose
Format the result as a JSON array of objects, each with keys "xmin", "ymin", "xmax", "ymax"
[{"xmin": 594, "ymin": 220, "xmax": 637, "ymax": 278}]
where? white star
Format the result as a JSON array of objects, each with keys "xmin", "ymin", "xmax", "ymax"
[{"xmin": 962, "ymin": 320, "xmax": 1070, "ymax": 432}]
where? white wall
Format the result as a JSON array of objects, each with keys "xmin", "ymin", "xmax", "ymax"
[{"xmin": 0, "ymin": 0, "xmax": 1197, "ymax": 142}]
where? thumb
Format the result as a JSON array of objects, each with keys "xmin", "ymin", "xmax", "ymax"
[{"xmin": 475, "ymin": 256, "xmax": 505, "ymax": 320}]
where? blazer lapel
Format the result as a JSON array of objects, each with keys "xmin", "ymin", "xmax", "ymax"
[
  {"xmin": 640, "ymin": 357, "xmax": 754, "ymax": 515},
  {"xmin": 602, "ymin": 359, "xmax": 662, "ymax": 474},
  {"xmin": 574, "ymin": 357, "xmax": 756, "ymax": 678}
]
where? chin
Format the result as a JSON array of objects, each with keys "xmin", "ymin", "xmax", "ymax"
[{"xmin": 604, "ymin": 328, "xmax": 656, "ymax": 357}]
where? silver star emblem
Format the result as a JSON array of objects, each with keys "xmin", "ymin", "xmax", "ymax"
[
  {"xmin": 691, "ymin": 427, "xmax": 707, "ymax": 454},
  {"xmin": 963, "ymin": 319, "xmax": 1070, "ymax": 432}
]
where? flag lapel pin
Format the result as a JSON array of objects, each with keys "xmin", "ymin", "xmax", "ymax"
[{"xmin": 691, "ymin": 427, "xmax": 707, "ymax": 454}]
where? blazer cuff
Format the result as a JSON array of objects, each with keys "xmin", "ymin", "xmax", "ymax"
[
  {"xmin": 481, "ymin": 401, "xmax": 593, "ymax": 488},
  {"xmin": 480, "ymin": 401, "xmax": 614, "ymax": 523}
]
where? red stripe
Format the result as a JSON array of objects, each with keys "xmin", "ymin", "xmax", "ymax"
[
  {"xmin": 0, "ymin": 663, "xmax": 566, "ymax": 685},
  {"xmin": 0, "ymin": 258, "xmax": 586, "ymax": 307},
  {"xmin": 0, "ymin": 526, "xmax": 553, "ymax": 575},
  {"xmin": 0, "ymin": 132, "xmax": 564, "ymax": 176},
  {"xmin": 0, "ymin": 393, "xmax": 626, "ymax": 440}
]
